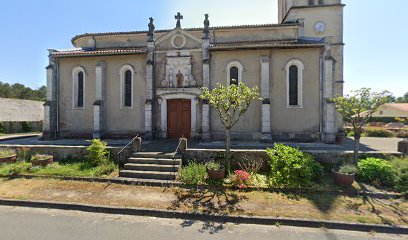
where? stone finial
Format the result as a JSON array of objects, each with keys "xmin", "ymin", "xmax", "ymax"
[
  {"xmin": 132, "ymin": 137, "xmax": 142, "ymax": 152},
  {"xmin": 203, "ymin": 14, "xmax": 210, "ymax": 38},
  {"xmin": 178, "ymin": 137, "xmax": 187, "ymax": 152},
  {"xmin": 175, "ymin": 12, "xmax": 183, "ymax": 28}
]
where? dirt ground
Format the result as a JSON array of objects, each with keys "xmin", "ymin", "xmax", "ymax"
[{"xmin": 0, "ymin": 178, "xmax": 407, "ymax": 226}]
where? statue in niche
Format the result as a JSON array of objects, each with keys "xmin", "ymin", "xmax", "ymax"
[{"xmin": 176, "ymin": 70, "xmax": 184, "ymax": 88}]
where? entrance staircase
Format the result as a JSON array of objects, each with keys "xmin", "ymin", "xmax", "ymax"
[{"xmin": 119, "ymin": 152, "xmax": 182, "ymax": 181}]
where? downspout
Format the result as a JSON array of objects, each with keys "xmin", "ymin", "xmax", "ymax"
[
  {"xmin": 319, "ymin": 49, "xmax": 324, "ymax": 141},
  {"xmin": 55, "ymin": 59, "xmax": 60, "ymax": 138}
]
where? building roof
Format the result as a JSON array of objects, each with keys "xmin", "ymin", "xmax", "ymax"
[
  {"xmin": 372, "ymin": 103, "xmax": 408, "ymax": 118},
  {"xmin": 71, "ymin": 23, "xmax": 298, "ymax": 44},
  {"xmin": 210, "ymin": 38, "xmax": 325, "ymax": 50},
  {"xmin": 52, "ymin": 48, "xmax": 147, "ymax": 58},
  {"xmin": 0, "ymin": 98, "xmax": 44, "ymax": 122}
]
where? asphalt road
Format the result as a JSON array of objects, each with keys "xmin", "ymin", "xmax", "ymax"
[{"xmin": 0, "ymin": 206, "xmax": 405, "ymax": 240}]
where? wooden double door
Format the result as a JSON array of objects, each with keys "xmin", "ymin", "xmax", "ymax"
[{"xmin": 167, "ymin": 99, "xmax": 191, "ymax": 139}]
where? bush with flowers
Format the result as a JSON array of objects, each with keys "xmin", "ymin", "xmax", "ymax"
[{"xmin": 228, "ymin": 170, "xmax": 251, "ymax": 189}]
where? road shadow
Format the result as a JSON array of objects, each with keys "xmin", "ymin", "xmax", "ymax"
[{"xmin": 169, "ymin": 184, "xmax": 247, "ymax": 234}]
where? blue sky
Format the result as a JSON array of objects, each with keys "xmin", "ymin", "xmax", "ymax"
[{"xmin": 0, "ymin": 0, "xmax": 406, "ymax": 97}]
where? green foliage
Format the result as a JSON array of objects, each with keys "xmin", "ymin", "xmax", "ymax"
[
  {"xmin": 180, "ymin": 161, "xmax": 207, "ymax": 185},
  {"xmin": 0, "ymin": 149, "xmax": 16, "ymax": 158},
  {"xmin": 21, "ymin": 122, "xmax": 32, "ymax": 132},
  {"xmin": 396, "ymin": 92, "xmax": 408, "ymax": 103},
  {"xmin": 250, "ymin": 173, "xmax": 268, "ymax": 187},
  {"xmin": 31, "ymin": 154, "xmax": 52, "ymax": 161},
  {"xmin": 0, "ymin": 81, "xmax": 46, "ymax": 101},
  {"xmin": 0, "ymin": 122, "xmax": 3, "ymax": 134},
  {"xmin": 206, "ymin": 162, "xmax": 223, "ymax": 170},
  {"xmin": 86, "ymin": 139, "xmax": 111, "ymax": 166},
  {"xmin": 266, "ymin": 144, "xmax": 323, "ymax": 188},
  {"xmin": 357, "ymin": 158, "xmax": 395, "ymax": 186},
  {"xmin": 395, "ymin": 173, "xmax": 408, "ymax": 195},
  {"xmin": 200, "ymin": 82, "xmax": 262, "ymax": 171},
  {"xmin": 0, "ymin": 162, "xmax": 31, "ymax": 176},
  {"xmin": 17, "ymin": 148, "xmax": 32, "ymax": 162},
  {"xmin": 338, "ymin": 164, "xmax": 357, "ymax": 175},
  {"xmin": 364, "ymin": 128, "xmax": 395, "ymax": 138}
]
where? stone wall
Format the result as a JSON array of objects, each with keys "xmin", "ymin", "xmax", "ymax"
[
  {"xmin": 183, "ymin": 148, "xmax": 403, "ymax": 169},
  {"xmin": 0, "ymin": 145, "xmax": 121, "ymax": 162}
]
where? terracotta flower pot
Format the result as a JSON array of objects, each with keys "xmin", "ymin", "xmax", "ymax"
[
  {"xmin": 0, "ymin": 155, "xmax": 17, "ymax": 164},
  {"xmin": 332, "ymin": 169, "xmax": 355, "ymax": 187},
  {"xmin": 31, "ymin": 156, "xmax": 54, "ymax": 167},
  {"xmin": 207, "ymin": 168, "xmax": 225, "ymax": 180}
]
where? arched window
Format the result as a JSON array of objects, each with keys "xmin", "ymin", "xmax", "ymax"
[
  {"xmin": 230, "ymin": 67, "xmax": 239, "ymax": 85},
  {"xmin": 120, "ymin": 65, "xmax": 134, "ymax": 108},
  {"xmin": 72, "ymin": 67, "xmax": 86, "ymax": 109},
  {"xmin": 124, "ymin": 70, "xmax": 132, "ymax": 107},
  {"xmin": 226, "ymin": 61, "xmax": 244, "ymax": 86},
  {"xmin": 286, "ymin": 59, "xmax": 304, "ymax": 108},
  {"xmin": 77, "ymin": 72, "xmax": 84, "ymax": 108}
]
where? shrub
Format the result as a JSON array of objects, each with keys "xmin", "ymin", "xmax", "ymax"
[
  {"xmin": 31, "ymin": 154, "xmax": 52, "ymax": 161},
  {"xmin": 250, "ymin": 174, "xmax": 268, "ymax": 187},
  {"xmin": 363, "ymin": 128, "xmax": 395, "ymax": 138},
  {"xmin": 395, "ymin": 173, "xmax": 408, "ymax": 195},
  {"xmin": 396, "ymin": 130, "xmax": 408, "ymax": 138},
  {"xmin": 180, "ymin": 161, "xmax": 207, "ymax": 185},
  {"xmin": 86, "ymin": 139, "xmax": 111, "ymax": 166},
  {"xmin": 206, "ymin": 162, "xmax": 223, "ymax": 170},
  {"xmin": 266, "ymin": 144, "xmax": 323, "ymax": 188},
  {"xmin": 0, "ymin": 122, "xmax": 3, "ymax": 134},
  {"xmin": 0, "ymin": 162, "xmax": 31, "ymax": 176},
  {"xmin": 357, "ymin": 158, "xmax": 395, "ymax": 186},
  {"xmin": 338, "ymin": 164, "xmax": 357, "ymax": 175},
  {"xmin": 0, "ymin": 149, "xmax": 16, "ymax": 158},
  {"xmin": 93, "ymin": 162, "xmax": 117, "ymax": 176},
  {"xmin": 22, "ymin": 122, "xmax": 32, "ymax": 132},
  {"xmin": 17, "ymin": 147, "xmax": 31, "ymax": 162},
  {"xmin": 236, "ymin": 154, "xmax": 265, "ymax": 174},
  {"xmin": 229, "ymin": 170, "xmax": 251, "ymax": 189}
]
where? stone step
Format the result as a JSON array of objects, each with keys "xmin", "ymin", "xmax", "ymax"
[
  {"xmin": 119, "ymin": 170, "xmax": 176, "ymax": 180},
  {"xmin": 133, "ymin": 152, "xmax": 181, "ymax": 159},
  {"xmin": 124, "ymin": 163, "xmax": 179, "ymax": 172},
  {"xmin": 128, "ymin": 158, "xmax": 181, "ymax": 165}
]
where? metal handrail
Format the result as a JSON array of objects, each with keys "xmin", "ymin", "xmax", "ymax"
[{"xmin": 117, "ymin": 135, "xmax": 139, "ymax": 156}]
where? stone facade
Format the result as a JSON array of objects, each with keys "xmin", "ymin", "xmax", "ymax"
[{"xmin": 44, "ymin": 1, "xmax": 345, "ymax": 143}]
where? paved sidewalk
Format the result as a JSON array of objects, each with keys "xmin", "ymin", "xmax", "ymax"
[
  {"xmin": 0, "ymin": 136, "xmax": 404, "ymax": 153},
  {"xmin": 0, "ymin": 133, "xmax": 41, "ymax": 141}
]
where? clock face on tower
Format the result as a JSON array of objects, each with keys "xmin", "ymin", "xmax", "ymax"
[{"xmin": 314, "ymin": 21, "xmax": 326, "ymax": 34}]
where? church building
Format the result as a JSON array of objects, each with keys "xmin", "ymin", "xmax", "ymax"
[{"xmin": 43, "ymin": 0, "xmax": 345, "ymax": 142}]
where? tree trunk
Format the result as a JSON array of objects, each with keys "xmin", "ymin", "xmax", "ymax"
[
  {"xmin": 225, "ymin": 128, "xmax": 231, "ymax": 172},
  {"xmin": 353, "ymin": 131, "xmax": 361, "ymax": 164}
]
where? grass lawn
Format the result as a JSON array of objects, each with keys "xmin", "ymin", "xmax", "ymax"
[
  {"xmin": 0, "ymin": 162, "xmax": 118, "ymax": 178},
  {"xmin": 0, "ymin": 178, "xmax": 406, "ymax": 226}
]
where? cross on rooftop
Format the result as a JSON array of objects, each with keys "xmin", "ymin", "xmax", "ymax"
[{"xmin": 175, "ymin": 12, "xmax": 183, "ymax": 28}]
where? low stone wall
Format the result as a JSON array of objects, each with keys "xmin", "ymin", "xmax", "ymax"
[
  {"xmin": 0, "ymin": 145, "xmax": 121, "ymax": 161},
  {"xmin": 183, "ymin": 148, "xmax": 403, "ymax": 168}
]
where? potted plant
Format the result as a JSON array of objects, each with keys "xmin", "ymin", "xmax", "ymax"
[
  {"xmin": 0, "ymin": 149, "xmax": 17, "ymax": 164},
  {"xmin": 31, "ymin": 154, "xmax": 54, "ymax": 167},
  {"xmin": 335, "ymin": 129, "xmax": 347, "ymax": 145},
  {"xmin": 206, "ymin": 162, "xmax": 225, "ymax": 180},
  {"xmin": 332, "ymin": 164, "xmax": 356, "ymax": 187}
]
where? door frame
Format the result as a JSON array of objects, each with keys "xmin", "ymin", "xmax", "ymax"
[{"xmin": 159, "ymin": 93, "xmax": 197, "ymax": 138}]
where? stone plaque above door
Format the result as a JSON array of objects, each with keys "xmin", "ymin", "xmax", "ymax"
[{"xmin": 161, "ymin": 55, "xmax": 196, "ymax": 88}]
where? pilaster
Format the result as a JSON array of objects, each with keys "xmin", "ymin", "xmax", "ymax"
[
  {"xmin": 43, "ymin": 49, "xmax": 56, "ymax": 139},
  {"xmin": 93, "ymin": 61, "xmax": 106, "ymax": 139},
  {"xmin": 260, "ymin": 56, "xmax": 271, "ymax": 141},
  {"xmin": 322, "ymin": 44, "xmax": 337, "ymax": 143},
  {"xmin": 201, "ymin": 25, "xmax": 211, "ymax": 140}
]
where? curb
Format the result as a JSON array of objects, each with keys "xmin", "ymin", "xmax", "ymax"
[
  {"xmin": 2, "ymin": 174, "xmax": 403, "ymax": 199},
  {"xmin": 0, "ymin": 198, "xmax": 407, "ymax": 235},
  {"xmin": 0, "ymin": 134, "xmax": 41, "ymax": 142}
]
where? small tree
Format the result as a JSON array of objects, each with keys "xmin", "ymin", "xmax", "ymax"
[
  {"xmin": 331, "ymin": 88, "xmax": 391, "ymax": 163},
  {"xmin": 200, "ymin": 82, "xmax": 262, "ymax": 171}
]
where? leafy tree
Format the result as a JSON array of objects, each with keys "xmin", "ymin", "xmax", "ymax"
[
  {"xmin": 200, "ymin": 82, "xmax": 261, "ymax": 171},
  {"xmin": 396, "ymin": 92, "xmax": 408, "ymax": 103},
  {"xmin": 0, "ymin": 81, "xmax": 46, "ymax": 101},
  {"xmin": 331, "ymin": 88, "xmax": 391, "ymax": 163}
]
